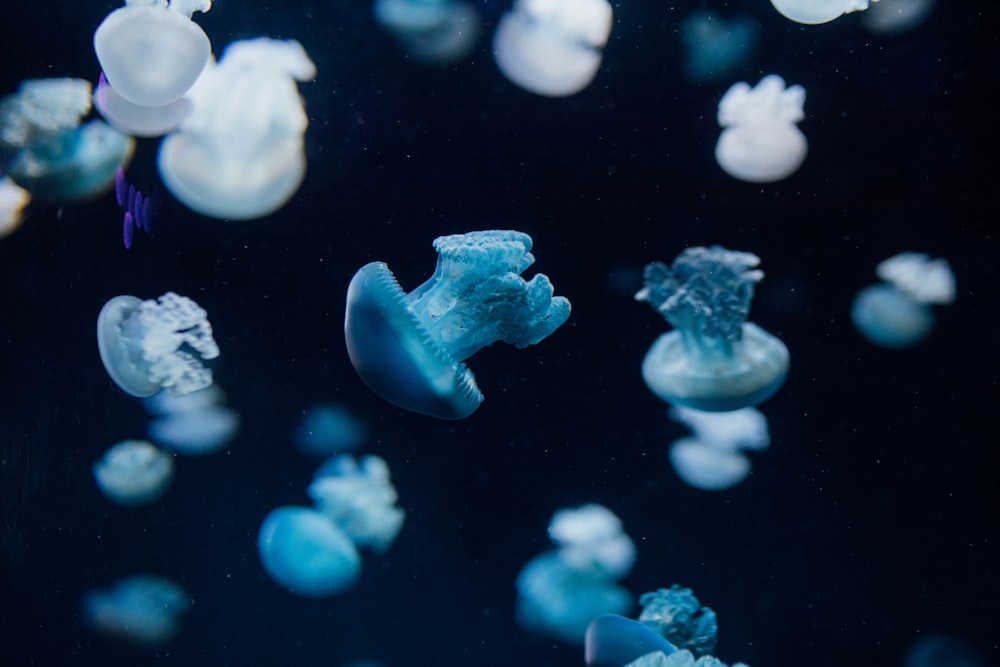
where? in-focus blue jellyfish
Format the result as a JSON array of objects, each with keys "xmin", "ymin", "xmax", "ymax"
[
  {"xmin": 635, "ymin": 246, "xmax": 789, "ymax": 412},
  {"xmin": 82, "ymin": 575, "xmax": 190, "ymax": 646},
  {"xmin": 97, "ymin": 291, "xmax": 220, "ymax": 398},
  {"xmin": 851, "ymin": 252, "xmax": 955, "ymax": 348},
  {"xmin": 679, "ymin": 11, "xmax": 759, "ymax": 84},
  {"xmin": 493, "ymin": 0, "xmax": 613, "ymax": 97},
  {"xmin": 293, "ymin": 403, "xmax": 368, "ymax": 457},
  {"xmin": 862, "ymin": 0, "xmax": 934, "ymax": 35},
  {"xmin": 93, "ymin": 439, "xmax": 174, "ymax": 506},
  {"xmin": 770, "ymin": 0, "xmax": 875, "ymax": 25},
  {"xmin": 94, "ymin": 71, "xmax": 193, "ymax": 138},
  {"xmin": 668, "ymin": 406, "xmax": 769, "ymax": 491},
  {"xmin": 344, "ymin": 230, "xmax": 570, "ymax": 419},
  {"xmin": 115, "ymin": 167, "xmax": 154, "ymax": 249},
  {"xmin": 145, "ymin": 386, "xmax": 239, "ymax": 455},
  {"xmin": 374, "ymin": 0, "xmax": 481, "ymax": 66},
  {"xmin": 0, "ymin": 176, "xmax": 30, "ymax": 238},
  {"xmin": 715, "ymin": 75, "xmax": 807, "ymax": 183},
  {"xmin": 0, "ymin": 78, "xmax": 134, "ymax": 201}
]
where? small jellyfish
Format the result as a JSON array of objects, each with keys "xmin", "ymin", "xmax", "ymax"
[
  {"xmin": 96, "ymin": 291, "xmax": 220, "ymax": 398},
  {"xmin": 374, "ymin": 0, "xmax": 482, "ymax": 66},
  {"xmin": 770, "ymin": 0, "xmax": 877, "ymax": 25},
  {"xmin": 679, "ymin": 11, "xmax": 759, "ymax": 84},
  {"xmin": 95, "ymin": 72, "xmax": 193, "ymax": 138},
  {"xmin": 0, "ymin": 176, "xmax": 30, "ymax": 239},
  {"xmin": 145, "ymin": 385, "xmax": 239, "ymax": 455},
  {"xmin": 851, "ymin": 252, "xmax": 955, "ymax": 348},
  {"xmin": 93, "ymin": 439, "xmax": 173, "ymax": 506},
  {"xmin": 635, "ymin": 246, "xmax": 789, "ymax": 412},
  {"xmin": 667, "ymin": 406, "xmax": 769, "ymax": 491},
  {"xmin": 493, "ymin": 0, "xmax": 613, "ymax": 97},
  {"xmin": 861, "ymin": 0, "xmax": 934, "ymax": 35},
  {"xmin": 293, "ymin": 403, "xmax": 368, "ymax": 457},
  {"xmin": 115, "ymin": 167, "xmax": 154, "ymax": 249},
  {"xmin": 82, "ymin": 575, "xmax": 190, "ymax": 646},
  {"xmin": 345, "ymin": 230, "xmax": 570, "ymax": 419},
  {"xmin": 715, "ymin": 74, "xmax": 807, "ymax": 183}
]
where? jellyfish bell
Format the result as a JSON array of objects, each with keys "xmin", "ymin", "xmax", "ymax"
[
  {"xmin": 374, "ymin": 0, "xmax": 482, "ymax": 66},
  {"xmin": 585, "ymin": 614, "xmax": 678, "ymax": 667},
  {"xmin": 668, "ymin": 437, "xmax": 752, "ymax": 491},
  {"xmin": 770, "ymin": 0, "xmax": 876, "ymax": 25},
  {"xmin": 93, "ymin": 439, "xmax": 174, "ymax": 506},
  {"xmin": 94, "ymin": 72, "xmax": 193, "ymax": 137}
]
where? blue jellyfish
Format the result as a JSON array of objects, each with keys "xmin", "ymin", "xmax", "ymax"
[
  {"xmin": 0, "ymin": 176, "xmax": 30, "ymax": 238},
  {"xmin": 851, "ymin": 252, "xmax": 955, "ymax": 348},
  {"xmin": 145, "ymin": 386, "xmax": 239, "ymax": 455},
  {"xmin": 374, "ymin": 0, "xmax": 482, "ymax": 66},
  {"xmin": 770, "ymin": 0, "xmax": 875, "ymax": 25},
  {"xmin": 0, "ymin": 78, "xmax": 134, "ymax": 201},
  {"xmin": 293, "ymin": 403, "xmax": 368, "ymax": 457},
  {"xmin": 635, "ymin": 246, "xmax": 789, "ymax": 412},
  {"xmin": 679, "ymin": 11, "xmax": 759, "ymax": 84},
  {"xmin": 344, "ymin": 230, "xmax": 570, "ymax": 419},
  {"xmin": 92, "ymin": 439, "xmax": 174, "ymax": 506},
  {"xmin": 667, "ymin": 406, "xmax": 770, "ymax": 491},
  {"xmin": 82, "ymin": 575, "xmax": 190, "ymax": 646},
  {"xmin": 97, "ymin": 291, "xmax": 220, "ymax": 398},
  {"xmin": 115, "ymin": 167, "xmax": 154, "ymax": 249},
  {"xmin": 901, "ymin": 633, "xmax": 989, "ymax": 667}
]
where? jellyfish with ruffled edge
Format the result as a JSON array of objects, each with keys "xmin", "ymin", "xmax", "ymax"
[
  {"xmin": 294, "ymin": 403, "xmax": 368, "ymax": 457},
  {"xmin": 635, "ymin": 246, "xmax": 789, "ymax": 412},
  {"xmin": 770, "ymin": 0, "xmax": 877, "ymax": 25},
  {"xmin": 861, "ymin": 0, "xmax": 934, "ymax": 35},
  {"xmin": 345, "ymin": 230, "xmax": 570, "ymax": 419},
  {"xmin": 0, "ymin": 176, "xmax": 30, "ymax": 238},
  {"xmin": 668, "ymin": 406, "xmax": 769, "ymax": 491},
  {"xmin": 516, "ymin": 504, "xmax": 635, "ymax": 645},
  {"xmin": 374, "ymin": 0, "xmax": 482, "ymax": 66},
  {"xmin": 679, "ymin": 11, "xmax": 759, "ymax": 84},
  {"xmin": 0, "ymin": 78, "xmax": 134, "ymax": 201},
  {"xmin": 157, "ymin": 38, "xmax": 315, "ymax": 220},
  {"xmin": 715, "ymin": 75, "xmax": 807, "ymax": 183},
  {"xmin": 93, "ymin": 439, "xmax": 174, "ymax": 506},
  {"xmin": 145, "ymin": 385, "xmax": 239, "ymax": 455},
  {"xmin": 97, "ymin": 291, "xmax": 220, "ymax": 398},
  {"xmin": 851, "ymin": 252, "xmax": 955, "ymax": 348},
  {"xmin": 82, "ymin": 575, "xmax": 190, "ymax": 646},
  {"xmin": 493, "ymin": 0, "xmax": 612, "ymax": 97}
]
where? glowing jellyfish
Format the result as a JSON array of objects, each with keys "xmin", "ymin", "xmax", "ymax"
[
  {"xmin": 668, "ymin": 406, "xmax": 769, "ymax": 491},
  {"xmin": 0, "ymin": 78, "xmax": 133, "ymax": 201},
  {"xmin": 715, "ymin": 74, "xmax": 807, "ymax": 183},
  {"xmin": 635, "ymin": 246, "xmax": 789, "ymax": 412},
  {"xmin": 770, "ymin": 0, "xmax": 877, "ymax": 25},
  {"xmin": 493, "ymin": 0, "xmax": 612, "ymax": 97},
  {"xmin": 97, "ymin": 291, "xmax": 220, "ymax": 398},
  {"xmin": 679, "ymin": 11, "xmax": 759, "ymax": 84},
  {"xmin": 293, "ymin": 403, "xmax": 368, "ymax": 457},
  {"xmin": 851, "ymin": 252, "xmax": 955, "ymax": 348},
  {"xmin": 93, "ymin": 439, "xmax": 173, "ymax": 506},
  {"xmin": 374, "ymin": 0, "xmax": 481, "ymax": 66},
  {"xmin": 345, "ymin": 230, "xmax": 570, "ymax": 419},
  {"xmin": 157, "ymin": 38, "xmax": 315, "ymax": 220},
  {"xmin": 95, "ymin": 73, "xmax": 192, "ymax": 138},
  {"xmin": 861, "ymin": 0, "xmax": 934, "ymax": 35},
  {"xmin": 94, "ymin": 0, "xmax": 212, "ymax": 108},
  {"xmin": 82, "ymin": 575, "xmax": 190, "ymax": 646},
  {"xmin": 0, "ymin": 177, "xmax": 30, "ymax": 238},
  {"xmin": 145, "ymin": 386, "xmax": 239, "ymax": 455}
]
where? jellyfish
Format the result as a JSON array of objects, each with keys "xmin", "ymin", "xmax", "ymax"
[
  {"xmin": 374, "ymin": 0, "xmax": 482, "ymax": 66},
  {"xmin": 82, "ymin": 575, "xmax": 190, "ymax": 646},
  {"xmin": 667, "ymin": 406, "xmax": 769, "ymax": 491},
  {"xmin": 157, "ymin": 38, "xmax": 315, "ymax": 220},
  {"xmin": 96, "ymin": 291, "xmax": 220, "ymax": 398},
  {"xmin": 115, "ymin": 167, "xmax": 154, "ymax": 249},
  {"xmin": 145, "ymin": 386, "xmax": 239, "ymax": 455},
  {"xmin": 95, "ymin": 72, "xmax": 193, "ymax": 138},
  {"xmin": 851, "ymin": 252, "xmax": 955, "ymax": 348},
  {"xmin": 345, "ymin": 230, "xmax": 570, "ymax": 419},
  {"xmin": 901, "ymin": 633, "xmax": 989, "ymax": 667},
  {"xmin": 770, "ymin": 0, "xmax": 877, "ymax": 25},
  {"xmin": 493, "ymin": 0, "xmax": 613, "ymax": 97},
  {"xmin": 635, "ymin": 246, "xmax": 789, "ymax": 412},
  {"xmin": 93, "ymin": 0, "xmax": 212, "ymax": 108},
  {"xmin": 715, "ymin": 75, "xmax": 807, "ymax": 183},
  {"xmin": 861, "ymin": 0, "xmax": 934, "ymax": 35},
  {"xmin": 0, "ymin": 176, "xmax": 30, "ymax": 238},
  {"xmin": 92, "ymin": 439, "xmax": 174, "ymax": 506},
  {"xmin": 0, "ymin": 78, "xmax": 134, "ymax": 201},
  {"xmin": 293, "ymin": 403, "xmax": 368, "ymax": 457},
  {"xmin": 679, "ymin": 11, "xmax": 759, "ymax": 84}
]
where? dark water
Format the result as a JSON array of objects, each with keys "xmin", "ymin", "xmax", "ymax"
[{"xmin": 0, "ymin": 2, "xmax": 997, "ymax": 666}]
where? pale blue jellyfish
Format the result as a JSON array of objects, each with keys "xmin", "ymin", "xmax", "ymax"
[
  {"xmin": 635, "ymin": 246, "xmax": 789, "ymax": 412},
  {"xmin": 374, "ymin": 0, "xmax": 481, "ymax": 66},
  {"xmin": 145, "ymin": 386, "xmax": 239, "ymax": 455},
  {"xmin": 770, "ymin": 0, "xmax": 877, "ymax": 25},
  {"xmin": 293, "ymin": 403, "xmax": 368, "ymax": 457},
  {"xmin": 97, "ymin": 292, "xmax": 220, "ymax": 398},
  {"xmin": 344, "ymin": 230, "xmax": 570, "ymax": 419},
  {"xmin": 668, "ymin": 406, "xmax": 769, "ymax": 491},
  {"xmin": 679, "ymin": 11, "xmax": 759, "ymax": 84},
  {"xmin": 93, "ymin": 439, "xmax": 174, "ymax": 506},
  {"xmin": 0, "ymin": 78, "xmax": 134, "ymax": 201},
  {"xmin": 82, "ymin": 574, "xmax": 190, "ymax": 646},
  {"xmin": 851, "ymin": 252, "xmax": 955, "ymax": 348}
]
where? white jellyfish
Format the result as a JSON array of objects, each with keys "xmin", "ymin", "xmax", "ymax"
[
  {"xmin": 93, "ymin": 440, "xmax": 174, "ymax": 506},
  {"xmin": 0, "ymin": 177, "xmax": 30, "ymax": 238},
  {"xmin": 82, "ymin": 575, "xmax": 190, "ymax": 646},
  {"xmin": 667, "ymin": 406, "xmax": 770, "ymax": 491},
  {"xmin": 94, "ymin": 73, "xmax": 193, "ymax": 138},
  {"xmin": 861, "ymin": 0, "xmax": 934, "ymax": 35},
  {"xmin": 493, "ymin": 0, "xmax": 612, "ymax": 97},
  {"xmin": 548, "ymin": 504, "xmax": 636, "ymax": 580},
  {"xmin": 374, "ymin": 0, "xmax": 481, "ymax": 66},
  {"xmin": 96, "ymin": 292, "xmax": 220, "ymax": 398},
  {"xmin": 145, "ymin": 386, "xmax": 239, "ymax": 455},
  {"xmin": 715, "ymin": 74, "xmax": 807, "ymax": 183},
  {"xmin": 770, "ymin": 0, "xmax": 878, "ymax": 25},
  {"xmin": 157, "ymin": 38, "xmax": 315, "ymax": 220}
]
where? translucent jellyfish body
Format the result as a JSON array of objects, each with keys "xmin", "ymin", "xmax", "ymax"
[
  {"xmin": 862, "ymin": 0, "xmax": 934, "ymax": 35},
  {"xmin": 770, "ymin": 0, "xmax": 877, "ymax": 25},
  {"xmin": 157, "ymin": 38, "xmax": 315, "ymax": 220},
  {"xmin": 293, "ymin": 403, "xmax": 368, "ymax": 457},
  {"xmin": 0, "ymin": 78, "xmax": 134, "ymax": 201},
  {"xmin": 668, "ymin": 406, "xmax": 769, "ymax": 491},
  {"xmin": 851, "ymin": 252, "xmax": 955, "ymax": 348},
  {"xmin": 635, "ymin": 246, "xmax": 789, "ymax": 412},
  {"xmin": 345, "ymin": 230, "xmax": 570, "ymax": 419},
  {"xmin": 0, "ymin": 177, "xmax": 30, "ymax": 238},
  {"xmin": 97, "ymin": 292, "xmax": 220, "ymax": 398},
  {"xmin": 715, "ymin": 75, "xmax": 807, "ymax": 183},
  {"xmin": 493, "ymin": 0, "xmax": 612, "ymax": 97},
  {"xmin": 374, "ymin": 0, "xmax": 481, "ymax": 66},
  {"xmin": 95, "ymin": 73, "xmax": 193, "ymax": 138},
  {"xmin": 679, "ymin": 11, "xmax": 759, "ymax": 84},
  {"xmin": 82, "ymin": 575, "xmax": 190, "ymax": 646},
  {"xmin": 93, "ymin": 439, "xmax": 174, "ymax": 506},
  {"xmin": 145, "ymin": 386, "xmax": 239, "ymax": 455}
]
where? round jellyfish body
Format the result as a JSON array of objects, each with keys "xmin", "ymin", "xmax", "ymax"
[
  {"xmin": 257, "ymin": 506, "xmax": 361, "ymax": 597},
  {"xmin": 82, "ymin": 575, "xmax": 190, "ymax": 646},
  {"xmin": 94, "ymin": 0, "xmax": 212, "ymax": 108},
  {"xmin": 374, "ymin": 0, "xmax": 482, "ymax": 66},
  {"xmin": 94, "ymin": 73, "xmax": 193, "ymax": 137},
  {"xmin": 668, "ymin": 436, "xmax": 752, "ymax": 491},
  {"xmin": 585, "ymin": 614, "xmax": 678, "ymax": 667},
  {"xmin": 770, "ymin": 0, "xmax": 875, "ymax": 25},
  {"xmin": 862, "ymin": 0, "xmax": 934, "ymax": 35},
  {"xmin": 93, "ymin": 439, "xmax": 174, "ymax": 506}
]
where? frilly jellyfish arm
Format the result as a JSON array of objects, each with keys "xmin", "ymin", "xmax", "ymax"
[
  {"xmin": 549, "ymin": 504, "xmax": 636, "ymax": 580},
  {"xmin": 344, "ymin": 230, "xmax": 571, "ymax": 419},
  {"xmin": 635, "ymin": 246, "xmax": 789, "ymax": 411},
  {"xmin": 770, "ymin": 0, "xmax": 875, "ymax": 25},
  {"xmin": 876, "ymin": 252, "xmax": 955, "ymax": 304},
  {"xmin": 637, "ymin": 587, "xmax": 718, "ymax": 657}
]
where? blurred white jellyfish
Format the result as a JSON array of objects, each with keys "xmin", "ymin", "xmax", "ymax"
[
  {"xmin": 770, "ymin": 0, "xmax": 878, "ymax": 25},
  {"xmin": 679, "ymin": 11, "xmax": 759, "ymax": 84},
  {"xmin": 493, "ymin": 0, "xmax": 612, "ymax": 97},
  {"xmin": 93, "ymin": 439, "xmax": 174, "ymax": 505},
  {"xmin": 851, "ymin": 252, "xmax": 955, "ymax": 348},
  {"xmin": 94, "ymin": 73, "xmax": 194, "ymax": 138},
  {"xmin": 293, "ymin": 403, "xmax": 368, "ymax": 457},
  {"xmin": 157, "ymin": 38, "xmax": 316, "ymax": 220},
  {"xmin": 374, "ymin": 0, "xmax": 481, "ymax": 66},
  {"xmin": 0, "ymin": 177, "xmax": 30, "ymax": 238},
  {"xmin": 668, "ymin": 406, "xmax": 770, "ymax": 491},
  {"xmin": 861, "ymin": 0, "xmax": 934, "ymax": 35},
  {"xmin": 715, "ymin": 74, "xmax": 807, "ymax": 183},
  {"xmin": 97, "ymin": 291, "xmax": 220, "ymax": 398},
  {"xmin": 82, "ymin": 575, "xmax": 190, "ymax": 646},
  {"xmin": 145, "ymin": 385, "xmax": 239, "ymax": 455}
]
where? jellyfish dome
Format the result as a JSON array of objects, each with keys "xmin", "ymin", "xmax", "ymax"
[
  {"xmin": 82, "ymin": 575, "xmax": 190, "ymax": 646},
  {"xmin": 862, "ymin": 0, "xmax": 935, "ymax": 35},
  {"xmin": 667, "ymin": 406, "xmax": 769, "ymax": 491},
  {"xmin": 93, "ymin": 439, "xmax": 174, "ymax": 506},
  {"xmin": 679, "ymin": 11, "xmax": 759, "ymax": 84},
  {"xmin": 715, "ymin": 74, "xmax": 807, "ymax": 183},
  {"xmin": 96, "ymin": 291, "xmax": 220, "ymax": 398},
  {"xmin": 293, "ymin": 403, "xmax": 368, "ymax": 457},
  {"xmin": 94, "ymin": 73, "xmax": 193, "ymax": 138},
  {"xmin": 374, "ymin": 0, "xmax": 482, "ymax": 66},
  {"xmin": 344, "ymin": 230, "xmax": 570, "ymax": 419},
  {"xmin": 157, "ymin": 38, "xmax": 315, "ymax": 220},
  {"xmin": 94, "ymin": 0, "xmax": 212, "ymax": 108},
  {"xmin": 635, "ymin": 246, "xmax": 789, "ymax": 412},
  {"xmin": 493, "ymin": 0, "xmax": 613, "ymax": 97},
  {"xmin": 770, "ymin": 0, "xmax": 877, "ymax": 25},
  {"xmin": 145, "ymin": 386, "xmax": 239, "ymax": 455}
]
